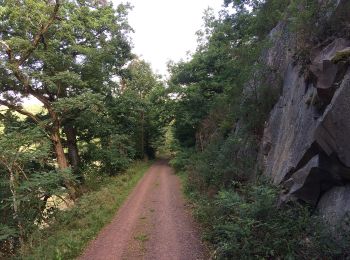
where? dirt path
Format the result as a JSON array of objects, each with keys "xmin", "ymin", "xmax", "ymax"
[{"xmin": 80, "ymin": 160, "xmax": 208, "ymax": 260}]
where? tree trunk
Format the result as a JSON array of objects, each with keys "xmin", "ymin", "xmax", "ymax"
[
  {"xmin": 9, "ymin": 168, "xmax": 24, "ymax": 249},
  {"xmin": 141, "ymin": 110, "xmax": 145, "ymax": 159},
  {"xmin": 63, "ymin": 125, "xmax": 83, "ymax": 183},
  {"xmin": 63, "ymin": 125, "xmax": 80, "ymax": 169},
  {"xmin": 50, "ymin": 122, "xmax": 80, "ymax": 199},
  {"xmin": 51, "ymin": 129, "xmax": 69, "ymax": 169}
]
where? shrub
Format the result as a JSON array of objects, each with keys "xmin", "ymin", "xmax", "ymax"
[
  {"xmin": 187, "ymin": 182, "xmax": 347, "ymax": 259},
  {"xmin": 169, "ymin": 147, "xmax": 195, "ymax": 172},
  {"xmin": 181, "ymin": 133, "xmax": 257, "ymax": 195}
]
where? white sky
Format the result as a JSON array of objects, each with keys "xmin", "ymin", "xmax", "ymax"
[{"xmin": 113, "ymin": 0, "xmax": 223, "ymax": 76}]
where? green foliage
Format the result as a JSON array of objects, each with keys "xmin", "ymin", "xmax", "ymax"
[
  {"xmin": 0, "ymin": 224, "xmax": 18, "ymax": 242},
  {"xmin": 119, "ymin": 59, "xmax": 167, "ymax": 159},
  {"xmin": 89, "ymin": 134, "xmax": 135, "ymax": 173},
  {"xmin": 0, "ymin": 0, "xmax": 133, "ymax": 101},
  {"xmin": 0, "ymin": 1, "xmax": 167, "ymax": 256},
  {"xmin": 169, "ymin": 147, "xmax": 195, "ymax": 172},
  {"xmin": 0, "ymin": 120, "xmax": 74, "ymax": 256},
  {"xmin": 287, "ymin": 0, "xmax": 349, "ymax": 69},
  {"xmin": 288, "ymin": 0, "xmax": 336, "ymax": 37},
  {"xmin": 0, "ymin": 0, "xmax": 135, "ymax": 176},
  {"xmin": 18, "ymin": 161, "xmax": 150, "ymax": 260},
  {"xmin": 241, "ymin": 80, "xmax": 282, "ymax": 136},
  {"xmin": 184, "ymin": 181, "xmax": 346, "ymax": 259},
  {"xmin": 169, "ymin": 0, "xmax": 350, "ymax": 259},
  {"xmin": 167, "ymin": 0, "xmax": 285, "ymax": 150},
  {"xmin": 124, "ymin": 60, "xmax": 160, "ymax": 98}
]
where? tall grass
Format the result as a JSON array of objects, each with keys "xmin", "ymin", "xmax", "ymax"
[{"xmin": 18, "ymin": 161, "xmax": 151, "ymax": 260}]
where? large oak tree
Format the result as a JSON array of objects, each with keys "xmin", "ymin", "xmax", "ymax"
[{"xmin": 0, "ymin": 0, "xmax": 133, "ymax": 173}]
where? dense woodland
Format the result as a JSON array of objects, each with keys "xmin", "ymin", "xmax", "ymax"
[
  {"xmin": 0, "ymin": 0, "xmax": 168, "ymax": 256},
  {"xmin": 0, "ymin": 0, "xmax": 349, "ymax": 259}
]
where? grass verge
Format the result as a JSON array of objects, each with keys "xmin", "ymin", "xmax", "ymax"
[
  {"xmin": 176, "ymin": 169, "xmax": 349, "ymax": 259},
  {"xmin": 18, "ymin": 161, "xmax": 151, "ymax": 260}
]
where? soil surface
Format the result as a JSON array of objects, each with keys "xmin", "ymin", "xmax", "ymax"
[{"xmin": 80, "ymin": 160, "xmax": 208, "ymax": 260}]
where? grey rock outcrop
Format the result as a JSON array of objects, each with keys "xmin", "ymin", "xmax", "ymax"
[
  {"xmin": 262, "ymin": 63, "xmax": 319, "ymax": 185},
  {"xmin": 282, "ymin": 155, "xmax": 336, "ymax": 206},
  {"xmin": 309, "ymin": 39, "xmax": 350, "ymax": 104},
  {"xmin": 259, "ymin": 0, "xmax": 350, "ymax": 227},
  {"xmin": 315, "ymin": 71, "xmax": 350, "ymax": 168}
]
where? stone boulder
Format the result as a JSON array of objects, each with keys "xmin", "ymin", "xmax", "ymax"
[
  {"xmin": 314, "ymin": 70, "xmax": 350, "ymax": 168},
  {"xmin": 309, "ymin": 39, "xmax": 350, "ymax": 103},
  {"xmin": 317, "ymin": 185, "xmax": 350, "ymax": 229},
  {"xmin": 281, "ymin": 152, "xmax": 350, "ymax": 205}
]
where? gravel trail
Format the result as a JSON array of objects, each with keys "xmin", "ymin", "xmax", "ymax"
[{"xmin": 80, "ymin": 160, "xmax": 207, "ymax": 260}]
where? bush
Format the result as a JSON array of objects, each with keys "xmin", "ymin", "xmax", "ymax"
[
  {"xmin": 18, "ymin": 162, "xmax": 150, "ymax": 259},
  {"xmin": 181, "ymin": 134, "xmax": 257, "ymax": 195},
  {"xmin": 169, "ymin": 147, "xmax": 195, "ymax": 172},
  {"xmin": 83, "ymin": 134, "xmax": 135, "ymax": 175},
  {"xmin": 186, "ymin": 182, "xmax": 346, "ymax": 259}
]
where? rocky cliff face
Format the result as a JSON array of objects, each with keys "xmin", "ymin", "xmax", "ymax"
[{"xmin": 260, "ymin": 0, "xmax": 350, "ymax": 226}]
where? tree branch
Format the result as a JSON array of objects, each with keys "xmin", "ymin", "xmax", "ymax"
[
  {"xmin": 0, "ymin": 112, "xmax": 6, "ymax": 120},
  {"xmin": 0, "ymin": 99, "xmax": 41, "ymax": 124},
  {"xmin": 18, "ymin": 0, "xmax": 60, "ymax": 66},
  {"xmin": 0, "ymin": 40, "xmax": 14, "ymax": 61},
  {"xmin": 11, "ymin": 67, "xmax": 54, "ymax": 115},
  {"xmin": 1, "ymin": 1, "xmax": 60, "ymax": 121}
]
